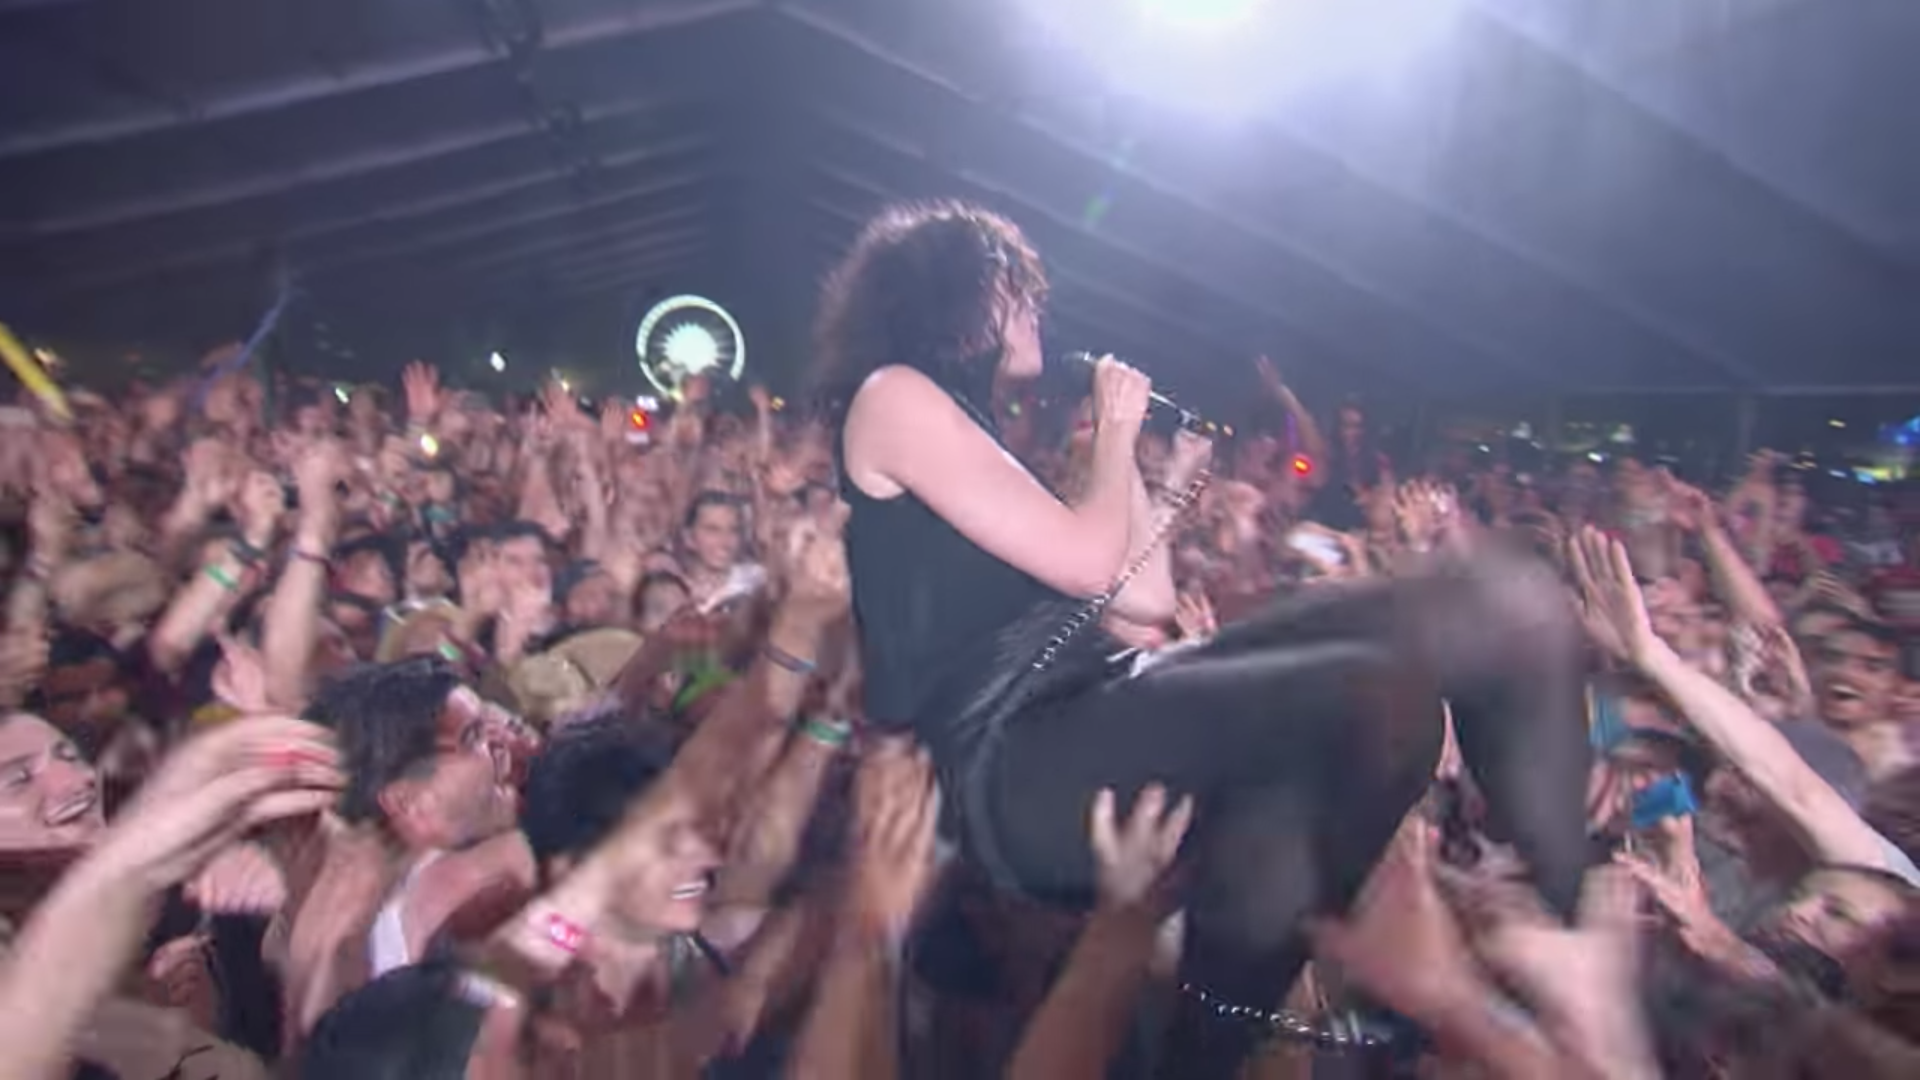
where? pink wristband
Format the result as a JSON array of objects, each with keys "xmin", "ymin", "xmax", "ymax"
[{"xmin": 543, "ymin": 913, "xmax": 587, "ymax": 955}]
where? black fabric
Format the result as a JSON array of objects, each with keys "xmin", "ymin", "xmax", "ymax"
[{"xmin": 840, "ymin": 384, "xmax": 1068, "ymax": 742}]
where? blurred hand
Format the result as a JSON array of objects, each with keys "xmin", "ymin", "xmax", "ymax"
[
  {"xmin": 182, "ymin": 439, "xmax": 239, "ymax": 512},
  {"xmin": 1614, "ymin": 815, "xmax": 1712, "ymax": 934},
  {"xmin": 849, "ymin": 739, "xmax": 940, "ymax": 939},
  {"xmin": 236, "ymin": 470, "xmax": 286, "ymax": 545},
  {"xmin": 211, "ymin": 634, "xmax": 272, "ymax": 715},
  {"xmin": 1659, "ymin": 472, "xmax": 1715, "ymax": 534},
  {"xmin": 1568, "ymin": 527, "xmax": 1659, "ymax": 664},
  {"xmin": 186, "ymin": 841, "xmax": 287, "ymax": 916},
  {"xmin": 139, "ymin": 388, "xmax": 184, "ymax": 434},
  {"xmin": 779, "ymin": 502, "xmax": 851, "ymax": 624},
  {"xmin": 748, "ymin": 384, "xmax": 772, "ymax": 416},
  {"xmin": 292, "ymin": 438, "xmax": 349, "ymax": 507},
  {"xmin": 90, "ymin": 717, "xmax": 342, "ymax": 894},
  {"xmin": 402, "ymin": 362, "xmax": 442, "ymax": 425},
  {"xmin": 1173, "ymin": 590, "xmax": 1217, "ymax": 641},
  {"xmin": 0, "ymin": 632, "xmax": 49, "ymax": 708},
  {"xmin": 599, "ymin": 399, "xmax": 628, "ymax": 444},
  {"xmin": 1089, "ymin": 784, "xmax": 1192, "ymax": 914},
  {"xmin": 142, "ymin": 933, "xmax": 219, "ymax": 1029},
  {"xmin": 1164, "ymin": 430, "xmax": 1213, "ymax": 491},
  {"xmin": 26, "ymin": 488, "xmax": 74, "ymax": 566},
  {"xmin": 1474, "ymin": 868, "xmax": 1655, "ymax": 1080},
  {"xmin": 542, "ymin": 381, "xmax": 588, "ymax": 429},
  {"xmin": 1252, "ymin": 355, "xmax": 1288, "ymax": 397},
  {"xmin": 1090, "ymin": 357, "xmax": 1151, "ymax": 443},
  {"xmin": 1311, "ymin": 820, "xmax": 1481, "ymax": 1023}
]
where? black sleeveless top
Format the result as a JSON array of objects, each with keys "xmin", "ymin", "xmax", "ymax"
[{"xmin": 839, "ymin": 382, "xmax": 1066, "ymax": 755}]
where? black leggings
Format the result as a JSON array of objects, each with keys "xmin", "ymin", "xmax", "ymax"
[{"xmin": 973, "ymin": 551, "xmax": 1592, "ymax": 1072}]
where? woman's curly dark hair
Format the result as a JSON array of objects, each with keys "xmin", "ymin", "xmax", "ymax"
[{"xmin": 813, "ymin": 201, "xmax": 1047, "ymax": 409}]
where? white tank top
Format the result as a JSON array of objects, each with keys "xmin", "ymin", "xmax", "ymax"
[{"xmin": 367, "ymin": 851, "xmax": 444, "ymax": 978}]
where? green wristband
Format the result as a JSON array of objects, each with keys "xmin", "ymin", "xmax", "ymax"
[
  {"xmin": 204, "ymin": 563, "xmax": 240, "ymax": 592},
  {"xmin": 799, "ymin": 716, "xmax": 852, "ymax": 750}
]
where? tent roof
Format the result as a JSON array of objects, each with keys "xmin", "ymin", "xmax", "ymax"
[{"xmin": 3, "ymin": 0, "xmax": 1916, "ymax": 397}]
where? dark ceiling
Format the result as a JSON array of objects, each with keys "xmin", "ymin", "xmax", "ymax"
[{"xmin": 2, "ymin": 0, "xmax": 1917, "ymax": 403}]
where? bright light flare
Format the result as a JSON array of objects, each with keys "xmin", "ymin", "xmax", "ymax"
[
  {"xmin": 1137, "ymin": 0, "xmax": 1263, "ymax": 32},
  {"xmin": 489, "ymin": 351, "xmax": 507, "ymax": 372},
  {"xmin": 1025, "ymin": 0, "xmax": 1463, "ymax": 116}
]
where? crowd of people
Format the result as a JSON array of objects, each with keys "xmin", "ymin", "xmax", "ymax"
[{"xmin": 0, "ymin": 312, "xmax": 1917, "ymax": 1079}]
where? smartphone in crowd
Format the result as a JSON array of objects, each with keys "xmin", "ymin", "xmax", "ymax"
[
  {"xmin": 1286, "ymin": 528, "xmax": 1346, "ymax": 570},
  {"xmin": 699, "ymin": 563, "xmax": 768, "ymax": 614},
  {"xmin": 1630, "ymin": 773, "xmax": 1699, "ymax": 832}
]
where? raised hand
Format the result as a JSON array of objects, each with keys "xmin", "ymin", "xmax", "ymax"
[
  {"xmin": 779, "ymin": 501, "xmax": 851, "ymax": 623},
  {"xmin": 236, "ymin": 469, "xmax": 286, "ymax": 547},
  {"xmin": 182, "ymin": 439, "xmax": 239, "ymax": 513},
  {"xmin": 1473, "ymin": 868, "xmax": 1656, "ymax": 1079},
  {"xmin": 849, "ymin": 740, "xmax": 941, "ymax": 939},
  {"xmin": 402, "ymin": 362, "xmax": 443, "ymax": 425},
  {"xmin": 185, "ymin": 841, "xmax": 287, "ymax": 916},
  {"xmin": 1252, "ymin": 354, "xmax": 1287, "ymax": 397},
  {"xmin": 1311, "ymin": 819, "xmax": 1480, "ymax": 1025},
  {"xmin": 1173, "ymin": 590, "xmax": 1217, "ymax": 641},
  {"xmin": 1613, "ymin": 815, "xmax": 1711, "ymax": 934},
  {"xmin": 89, "ymin": 717, "xmax": 341, "ymax": 893},
  {"xmin": 1165, "ymin": 429, "xmax": 1213, "ymax": 491},
  {"xmin": 211, "ymin": 634, "xmax": 272, "ymax": 715},
  {"xmin": 1089, "ymin": 783, "xmax": 1192, "ymax": 914},
  {"xmin": 1568, "ymin": 527, "xmax": 1657, "ymax": 664},
  {"xmin": 292, "ymin": 437, "xmax": 349, "ymax": 508},
  {"xmin": 1659, "ymin": 471, "xmax": 1715, "ymax": 533},
  {"xmin": 542, "ymin": 380, "xmax": 589, "ymax": 429},
  {"xmin": 26, "ymin": 487, "xmax": 75, "ymax": 568},
  {"xmin": 0, "ymin": 633, "xmax": 49, "ymax": 708}
]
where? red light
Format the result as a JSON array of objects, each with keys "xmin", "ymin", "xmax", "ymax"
[
  {"xmin": 628, "ymin": 408, "xmax": 651, "ymax": 431},
  {"xmin": 1291, "ymin": 454, "xmax": 1313, "ymax": 476}
]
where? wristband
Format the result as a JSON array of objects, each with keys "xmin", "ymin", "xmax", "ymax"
[
  {"xmin": 230, "ymin": 538, "xmax": 267, "ymax": 566},
  {"xmin": 542, "ymin": 912, "xmax": 587, "ymax": 955},
  {"xmin": 763, "ymin": 643, "xmax": 817, "ymax": 676},
  {"xmin": 291, "ymin": 549, "xmax": 331, "ymax": 569},
  {"xmin": 800, "ymin": 716, "xmax": 852, "ymax": 751},
  {"xmin": 204, "ymin": 564, "xmax": 239, "ymax": 592}
]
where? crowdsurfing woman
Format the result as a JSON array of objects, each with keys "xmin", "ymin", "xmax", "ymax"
[{"xmin": 820, "ymin": 201, "xmax": 1593, "ymax": 1075}]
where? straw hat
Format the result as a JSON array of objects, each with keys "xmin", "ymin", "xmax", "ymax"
[{"xmin": 500, "ymin": 628, "xmax": 644, "ymax": 728}]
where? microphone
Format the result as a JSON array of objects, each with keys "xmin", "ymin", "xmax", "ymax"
[{"xmin": 1058, "ymin": 351, "xmax": 1209, "ymax": 433}]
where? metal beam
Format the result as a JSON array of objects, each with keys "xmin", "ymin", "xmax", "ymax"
[
  {"xmin": 303, "ymin": 175, "xmax": 708, "ymax": 275},
  {"xmin": 0, "ymin": 0, "xmax": 758, "ymax": 159},
  {"xmin": 28, "ymin": 142, "xmax": 708, "ymax": 297},
  {"xmin": 447, "ymin": 210, "xmax": 710, "ymax": 274},
  {"xmin": 21, "ymin": 96, "xmax": 684, "ymax": 237}
]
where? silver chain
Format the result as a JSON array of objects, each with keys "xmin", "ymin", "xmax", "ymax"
[
  {"xmin": 1032, "ymin": 469, "xmax": 1212, "ymax": 672},
  {"xmin": 1180, "ymin": 983, "xmax": 1390, "ymax": 1050}
]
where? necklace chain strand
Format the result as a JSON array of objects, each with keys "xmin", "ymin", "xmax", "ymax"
[{"xmin": 1180, "ymin": 982, "xmax": 1391, "ymax": 1051}]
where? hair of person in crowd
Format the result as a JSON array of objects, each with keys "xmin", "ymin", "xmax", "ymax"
[
  {"xmin": 306, "ymin": 656, "xmax": 465, "ymax": 825},
  {"xmin": 519, "ymin": 720, "xmax": 673, "ymax": 868},
  {"xmin": 297, "ymin": 959, "xmax": 496, "ymax": 1080}
]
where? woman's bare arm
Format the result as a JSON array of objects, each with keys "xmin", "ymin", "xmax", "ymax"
[{"xmin": 844, "ymin": 365, "xmax": 1146, "ymax": 600}]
